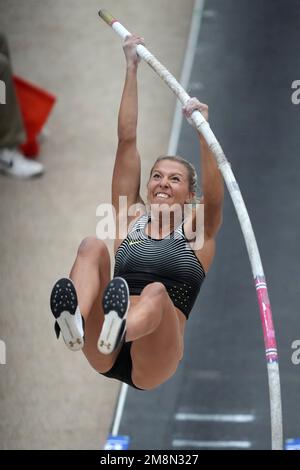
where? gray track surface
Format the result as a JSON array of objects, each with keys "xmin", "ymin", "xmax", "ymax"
[{"xmin": 116, "ymin": 0, "xmax": 300, "ymax": 450}]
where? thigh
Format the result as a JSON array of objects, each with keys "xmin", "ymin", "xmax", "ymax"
[
  {"xmin": 130, "ymin": 294, "xmax": 185, "ymax": 390},
  {"xmin": 81, "ymin": 246, "xmax": 119, "ymax": 373}
]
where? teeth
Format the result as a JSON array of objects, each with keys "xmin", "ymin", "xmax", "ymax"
[{"xmin": 155, "ymin": 193, "xmax": 169, "ymax": 198}]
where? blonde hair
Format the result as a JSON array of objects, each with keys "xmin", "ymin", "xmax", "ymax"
[{"xmin": 149, "ymin": 155, "xmax": 200, "ymax": 204}]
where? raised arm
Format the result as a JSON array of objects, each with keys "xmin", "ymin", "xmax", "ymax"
[
  {"xmin": 183, "ymin": 98, "xmax": 224, "ymax": 240},
  {"xmin": 111, "ymin": 34, "xmax": 145, "ymax": 214}
]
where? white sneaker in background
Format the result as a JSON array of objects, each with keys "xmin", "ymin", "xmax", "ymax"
[{"xmin": 0, "ymin": 148, "xmax": 44, "ymax": 178}]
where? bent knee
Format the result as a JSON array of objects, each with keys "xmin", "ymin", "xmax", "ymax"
[
  {"xmin": 77, "ymin": 236, "xmax": 108, "ymax": 258},
  {"xmin": 143, "ymin": 282, "xmax": 167, "ymax": 298},
  {"xmin": 133, "ymin": 355, "xmax": 180, "ymax": 390}
]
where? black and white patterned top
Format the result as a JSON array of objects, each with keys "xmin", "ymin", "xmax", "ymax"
[{"xmin": 114, "ymin": 213, "xmax": 206, "ymax": 319}]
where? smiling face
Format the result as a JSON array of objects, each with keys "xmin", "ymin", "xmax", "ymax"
[{"xmin": 147, "ymin": 159, "xmax": 194, "ymax": 208}]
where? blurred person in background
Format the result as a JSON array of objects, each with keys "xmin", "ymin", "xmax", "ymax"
[{"xmin": 0, "ymin": 31, "xmax": 43, "ymax": 178}]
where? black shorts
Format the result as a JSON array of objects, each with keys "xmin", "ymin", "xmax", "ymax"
[{"xmin": 100, "ymin": 341, "xmax": 144, "ymax": 391}]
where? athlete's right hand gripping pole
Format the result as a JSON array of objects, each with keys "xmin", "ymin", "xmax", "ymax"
[{"xmin": 98, "ymin": 9, "xmax": 283, "ymax": 450}]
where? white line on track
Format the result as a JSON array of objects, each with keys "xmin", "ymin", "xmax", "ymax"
[
  {"xmin": 172, "ymin": 439, "xmax": 252, "ymax": 449},
  {"xmin": 111, "ymin": 383, "xmax": 128, "ymax": 437},
  {"xmin": 175, "ymin": 413, "xmax": 255, "ymax": 423},
  {"xmin": 168, "ymin": 0, "xmax": 206, "ymax": 155}
]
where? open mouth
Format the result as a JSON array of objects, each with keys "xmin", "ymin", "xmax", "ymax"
[{"xmin": 154, "ymin": 192, "xmax": 171, "ymax": 199}]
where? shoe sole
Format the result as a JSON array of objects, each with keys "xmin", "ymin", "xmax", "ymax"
[
  {"xmin": 50, "ymin": 278, "xmax": 84, "ymax": 351},
  {"xmin": 98, "ymin": 277, "xmax": 130, "ymax": 355}
]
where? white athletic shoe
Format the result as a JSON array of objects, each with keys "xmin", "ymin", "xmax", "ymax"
[
  {"xmin": 98, "ymin": 277, "xmax": 130, "ymax": 355},
  {"xmin": 0, "ymin": 148, "xmax": 44, "ymax": 178},
  {"xmin": 50, "ymin": 277, "xmax": 85, "ymax": 351}
]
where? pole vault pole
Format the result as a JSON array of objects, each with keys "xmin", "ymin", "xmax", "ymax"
[{"xmin": 98, "ymin": 9, "xmax": 283, "ymax": 450}]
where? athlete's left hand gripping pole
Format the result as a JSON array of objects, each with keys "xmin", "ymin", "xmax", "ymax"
[{"xmin": 98, "ymin": 8, "xmax": 283, "ymax": 450}]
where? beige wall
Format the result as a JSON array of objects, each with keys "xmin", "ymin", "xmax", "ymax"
[{"xmin": 0, "ymin": 0, "xmax": 194, "ymax": 449}]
